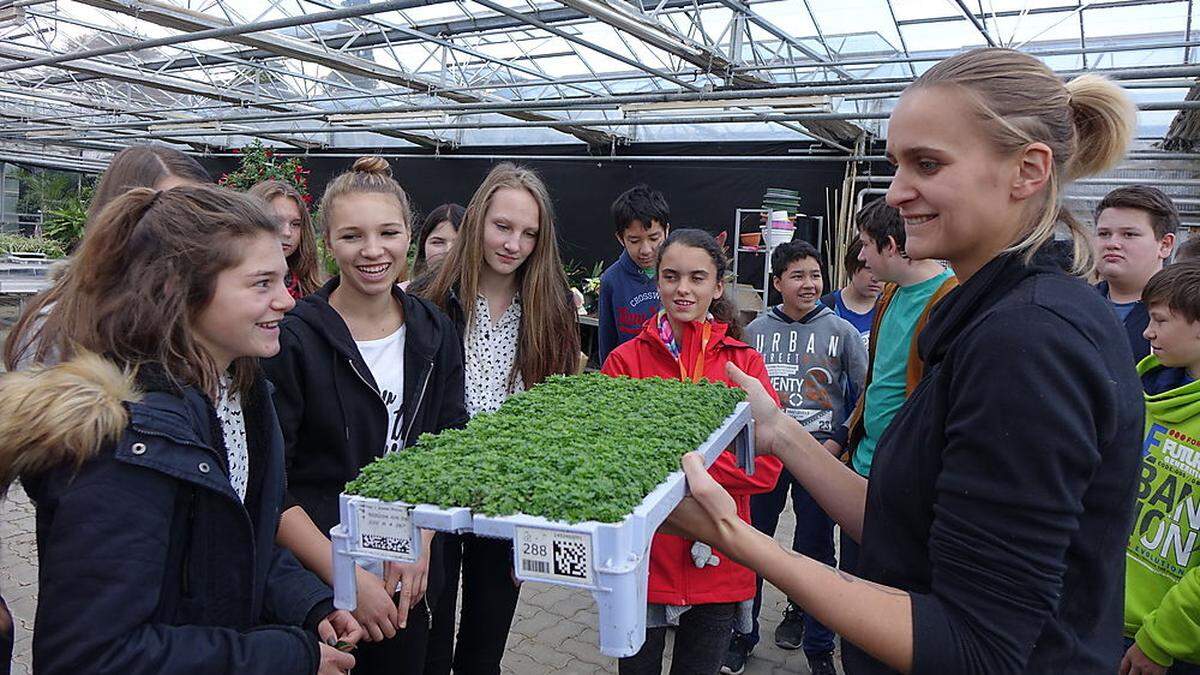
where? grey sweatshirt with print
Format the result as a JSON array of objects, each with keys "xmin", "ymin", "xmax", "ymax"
[{"xmin": 745, "ymin": 305, "xmax": 868, "ymax": 441}]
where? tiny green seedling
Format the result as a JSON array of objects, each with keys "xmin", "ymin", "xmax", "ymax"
[{"xmin": 345, "ymin": 374, "xmax": 745, "ymax": 523}]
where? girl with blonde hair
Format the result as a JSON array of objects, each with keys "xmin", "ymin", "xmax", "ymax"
[{"xmin": 265, "ymin": 157, "xmax": 467, "ymax": 675}]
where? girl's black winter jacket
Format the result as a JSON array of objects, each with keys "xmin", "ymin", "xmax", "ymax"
[{"xmin": 19, "ymin": 358, "xmax": 334, "ymax": 675}]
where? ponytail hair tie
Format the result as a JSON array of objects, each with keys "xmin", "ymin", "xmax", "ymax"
[{"xmin": 140, "ymin": 189, "xmax": 166, "ymax": 215}]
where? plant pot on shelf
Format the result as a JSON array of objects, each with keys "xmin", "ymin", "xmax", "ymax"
[
  {"xmin": 763, "ymin": 210, "xmax": 795, "ymax": 248},
  {"xmin": 739, "ymin": 231, "xmax": 762, "ymax": 247},
  {"xmin": 763, "ymin": 226, "xmax": 795, "ymax": 248}
]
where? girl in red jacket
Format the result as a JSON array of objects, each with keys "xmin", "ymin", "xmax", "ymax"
[{"xmin": 602, "ymin": 228, "xmax": 782, "ymax": 675}]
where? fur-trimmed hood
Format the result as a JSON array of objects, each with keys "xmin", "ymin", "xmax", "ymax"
[{"xmin": 0, "ymin": 352, "xmax": 139, "ymax": 491}]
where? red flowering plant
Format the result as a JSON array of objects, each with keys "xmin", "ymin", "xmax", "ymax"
[
  {"xmin": 218, "ymin": 140, "xmax": 312, "ymax": 200},
  {"xmin": 218, "ymin": 139, "xmax": 333, "ymax": 272}
]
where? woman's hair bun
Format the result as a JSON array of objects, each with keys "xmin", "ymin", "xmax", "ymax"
[{"xmin": 352, "ymin": 156, "xmax": 392, "ymax": 177}]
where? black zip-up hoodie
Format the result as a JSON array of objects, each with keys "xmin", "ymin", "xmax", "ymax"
[
  {"xmin": 261, "ymin": 278, "xmax": 469, "ymax": 603},
  {"xmin": 843, "ymin": 249, "xmax": 1143, "ymax": 674}
]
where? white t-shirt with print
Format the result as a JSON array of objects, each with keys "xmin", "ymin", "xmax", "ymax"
[{"xmin": 356, "ymin": 325, "xmax": 406, "ymax": 454}]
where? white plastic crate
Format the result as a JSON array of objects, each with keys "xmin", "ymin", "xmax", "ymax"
[{"xmin": 330, "ymin": 401, "xmax": 754, "ymax": 657}]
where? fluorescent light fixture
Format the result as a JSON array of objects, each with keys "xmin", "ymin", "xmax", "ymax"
[
  {"xmin": 146, "ymin": 120, "xmax": 222, "ymax": 132},
  {"xmin": 565, "ymin": 0, "xmax": 705, "ymax": 59},
  {"xmin": 621, "ymin": 96, "xmax": 830, "ymax": 115},
  {"xmin": 326, "ymin": 110, "xmax": 449, "ymax": 125},
  {"xmin": 26, "ymin": 128, "xmax": 72, "ymax": 139},
  {"xmin": 0, "ymin": 5, "xmax": 23, "ymax": 27}
]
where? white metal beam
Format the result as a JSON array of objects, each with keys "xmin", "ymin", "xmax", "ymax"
[
  {"xmin": 555, "ymin": 0, "xmax": 861, "ymax": 141},
  {"xmin": 73, "ymin": 0, "xmax": 621, "ymax": 146}
]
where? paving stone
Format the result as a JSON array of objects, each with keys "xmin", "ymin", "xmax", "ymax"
[
  {"xmin": 557, "ymin": 635, "xmax": 616, "ymax": 670},
  {"xmin": 509, "ymin": 633, "xmax": 577, "ymax": 670},
  {"xmin": 0, "ymin": 486, "xmax": 35, "ymax": 671},
  {"xmin": 512, "ymin": 614, "xmax": 569, "ymax": 646},
  {"xmin": 536, "ymin": 616, "xmax": 589, "ymax": 647},
  {"xmin": 500, "ymin": 650, "xmax": 542, "ymax": 674}
]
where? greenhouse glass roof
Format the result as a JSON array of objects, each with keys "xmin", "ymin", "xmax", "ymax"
[{"xmin": 0, "ymin": 0, "xmax": 1198, "ymax": 163}]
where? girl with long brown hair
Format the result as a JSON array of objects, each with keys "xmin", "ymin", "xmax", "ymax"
[
  {"xmin": 2, "ymin": 185, "xmax": 361, "ymax": 674},
  {"xmin": 248, "ymin": 180, "xmax": 322, "ymax": 299},
  {"xmin": 415, "ymin": 162, "xmax": 580, "ymax": 674},
  {"xmin": 4, "ymin": 144, "xmax": 211, "ymax": 370}
]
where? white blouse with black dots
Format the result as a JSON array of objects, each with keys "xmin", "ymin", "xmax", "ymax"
[{"xmin": 464, "ymin": 293, "xmax": 524, "ymax": 418}]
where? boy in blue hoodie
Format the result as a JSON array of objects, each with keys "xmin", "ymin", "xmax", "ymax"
[
  {"xmin": 598, "ymin": 185, "xmax": 669, "ymax": 365},
  {"xmin": 723, "ymin": 241, "xmax": 867, "ymax": 675}
]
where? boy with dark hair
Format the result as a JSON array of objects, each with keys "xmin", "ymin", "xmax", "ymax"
[
  {"xmin": 820, "ymin": 237, "xmax": 882, "ymax": 410},
  {"xmin": 827, "ymin": 197, "xmax": 956, "ymax": 575},
  {"xmin": 598, "ymin": 185, "xmax": 670, "ymax": 365},
  {"xmin": 1094, "ymin": 185, "xmax": 1180, "ymax": 362},
  {"xmin": 1177, "ymin": 235, "xmax": 1200, "ymax": 263},
  {"xmin": 820, "ymin": 237, "xmax": 882, "ymax": 349},
  {"xmin": 726, "ymin": 240, "xmax": 867, "ymax": 675},
  {"xmin": 1121, "ymin": 260, "xmax": 1200, "ymax": 675}
]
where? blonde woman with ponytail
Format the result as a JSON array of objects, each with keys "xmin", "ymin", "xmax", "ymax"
[{"xmin": 664, "ymin": 48, "xmax": 1144, "ymax": 674}]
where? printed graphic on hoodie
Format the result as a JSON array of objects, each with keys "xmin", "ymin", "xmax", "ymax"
[
  {"xmin": 1132, "ymin": 423, "xmax": 1200, "ymax": 575},
  {"xmin": 756, "ymin": 331, "xmax": 843, "ymax": 432},
  {"xmin": 1125, "ymin": 357, "xmax": 1200, "ymax": 675},
  {"xmin": 617, "ymin": 291, "xmax": 660, "ymax": 339},
  {"xmin": 744, "ymin": 305, "xmax": 867, "ymax": 445}
]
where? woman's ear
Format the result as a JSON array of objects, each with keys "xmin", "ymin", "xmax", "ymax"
[{"xmin": 1012, "ymin": 142, "xmax": 1053, "ymax": 200}]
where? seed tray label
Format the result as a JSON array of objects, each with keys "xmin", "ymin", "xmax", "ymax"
[
  {"xmin": 354, "ymin": 501, "xmax": 417, "ymax": 563},
  {"xmin": 515, "ymin": 526, "xmax": 594, "ymax": 586}
]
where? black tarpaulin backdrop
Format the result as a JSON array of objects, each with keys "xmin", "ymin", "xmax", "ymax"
[{"xmin": 201, "ymin": 141, "xmax": 846, "ymax": 276}]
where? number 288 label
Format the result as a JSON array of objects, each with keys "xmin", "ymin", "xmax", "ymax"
[{"xmin": 514, "ymin": 527, "xmax": 594, "ymax": 586}]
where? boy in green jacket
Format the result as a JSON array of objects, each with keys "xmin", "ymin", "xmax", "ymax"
[{"xmin": 1123, "ymin": 260, "xmax": 1200, "ymax": 675}]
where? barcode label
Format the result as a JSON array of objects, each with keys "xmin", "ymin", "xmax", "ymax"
[
  {"xmin": 514, "ymin": 527, "xmax": 594, "ymax": 586},
  {"xmin": 521, "ymin": 559, "xmax": 551, "ymax": 574},
  {"xmin": 354, "ymin": 501, "xmax": 417, "ymax": 563}
]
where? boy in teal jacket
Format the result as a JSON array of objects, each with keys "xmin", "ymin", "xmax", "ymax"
[{"xmin": 1124, "ymin": 260, "xmax": 1200, "ymax": 675}]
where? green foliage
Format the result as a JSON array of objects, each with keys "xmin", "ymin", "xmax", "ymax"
[
  {"xmin": 217, "ymin": 140, "xmax": 312, "ymax": 204},
  {"xmin": 43, "ymin": 183, "xmax": 93, "ymax": 252},
  {"xmin": 317, "ymin": 232, "xmax": 339, "ymax": 277},
  {"xmin": 563, "ymin": 259, "xmax": 603, "ymax": 290},
  {"xmin": 346, "ymin": 374, "xmax": 745, "ymax": 523},
  {"xmin": 0, "ymin": 233, "xmax": 65, "ymax": 258},
  {"xmin": 14, "ymin": 168, "xmax": 77, "ymax": 214},
  {"xmin": 564, "ymin": 259, "xmax": 605, "ymax": 311}
]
